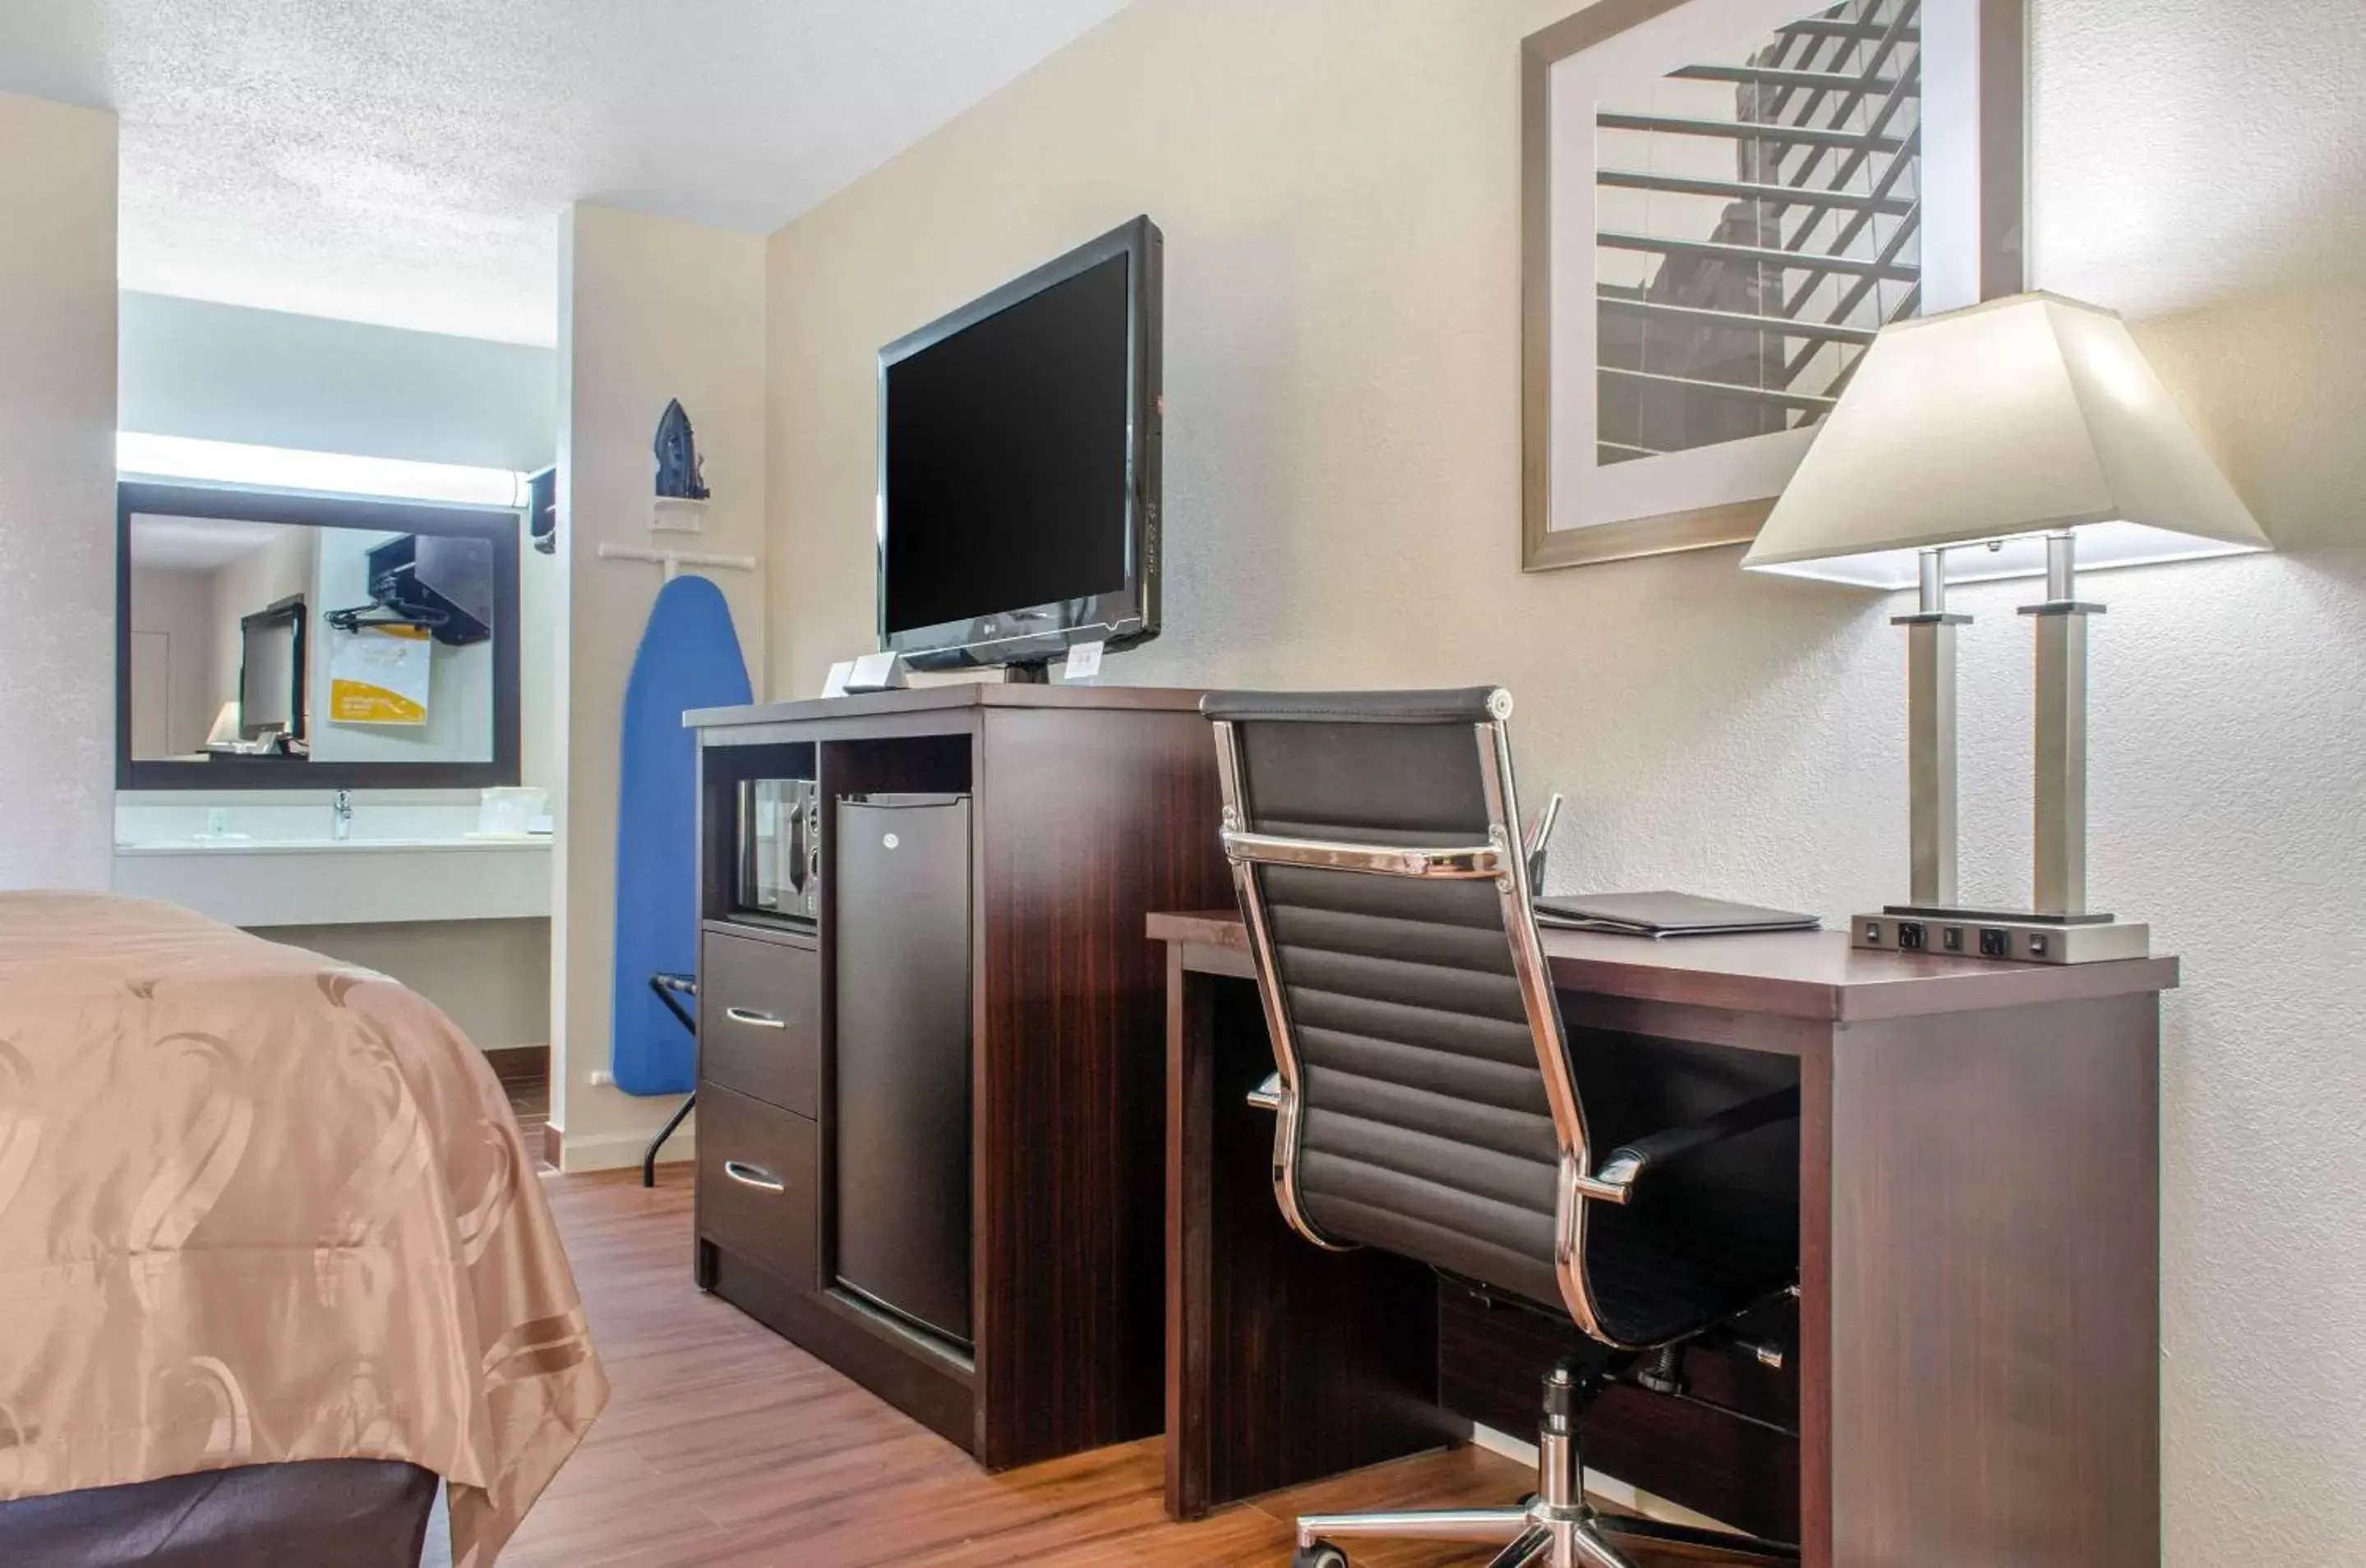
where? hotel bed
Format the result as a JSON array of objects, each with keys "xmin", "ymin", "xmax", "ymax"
[{"xmin": 0, "ymin": 892, "xmax": 606, "ymax": 1567}]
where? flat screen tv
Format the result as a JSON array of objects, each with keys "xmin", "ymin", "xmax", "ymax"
[{"xmin": 877, "ymin": 215, "xmax": 1162, "ymax": 676}]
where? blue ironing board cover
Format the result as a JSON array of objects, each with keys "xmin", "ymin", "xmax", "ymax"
[{"xmin": 610, "ymin": 574, "xmax": 751, "ymax": 1095}]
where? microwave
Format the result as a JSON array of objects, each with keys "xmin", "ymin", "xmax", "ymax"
[{"xmin": 736, "ymin": 778, "xmax": 821, "ymax": 925}]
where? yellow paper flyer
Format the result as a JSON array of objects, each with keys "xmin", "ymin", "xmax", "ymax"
[{"xmin": 329, "ymin": 624, "xmax": 433, "ymax": 725}]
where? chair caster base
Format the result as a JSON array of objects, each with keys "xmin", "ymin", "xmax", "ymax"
[{"xmin": 1291, "ymin": 1370, "xmax": 1801, "ymax": 1567}]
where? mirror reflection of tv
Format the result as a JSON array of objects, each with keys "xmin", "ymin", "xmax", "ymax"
[
  {"xmin": 238, "ymin": 597, "xmax": 307, "ymax": 742},
  {"xmin": 876, "ymin": 215, "xmax": 1162, "ymax": 677}
]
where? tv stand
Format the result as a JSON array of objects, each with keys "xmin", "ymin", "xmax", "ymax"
[
  {"xmin": 685, "ymin": 684, "xmax": 1228, "ymax": 1470},
  {"xmin": 1000, "ymin": 660, "xmax": 1050, "ymax": 684}
]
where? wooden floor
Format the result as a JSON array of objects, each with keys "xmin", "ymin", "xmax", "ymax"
[
  {"xmin": 491, "ymin": 1049, "xmax": 552, "ymax": 1164},
  {"xmin": 504, "ymin": 1169, "xmax": 1727, "ymax": 1568}
]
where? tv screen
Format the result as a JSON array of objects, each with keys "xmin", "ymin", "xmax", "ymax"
[
  {"xmin": 877, "ymin": 217, "xmax": 1161, "ymax": 672},
  {"xmin": 239, "ymin": 607, "xmax": 302, "ymax": 738},
  {"xmin": 883, "ymin": 256, "xmax": 1128, "ymax": 634}
]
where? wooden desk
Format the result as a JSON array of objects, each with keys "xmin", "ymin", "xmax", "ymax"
[{"xmin": 1152, "ymin": 911, "xmax": 2178, "ymax": 1567}]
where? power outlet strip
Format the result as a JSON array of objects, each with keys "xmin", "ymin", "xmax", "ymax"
[{"xmin": 1853, "ymin": 910, "xmax": 2150, "ymax": 965}]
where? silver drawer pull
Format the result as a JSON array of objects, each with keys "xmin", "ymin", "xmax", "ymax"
[
  {"xmin": 723, "ymin": 1160, "xmax": 786, "ymax": 1193},
  {"xmin": 725, "ymin": 1007, "xmax": 786, "ymax": 1030}
]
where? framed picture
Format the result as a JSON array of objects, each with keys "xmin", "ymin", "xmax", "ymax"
[{"xmin": 1521, "ymin": 0, "xmax": 2026, "ymax": 570}]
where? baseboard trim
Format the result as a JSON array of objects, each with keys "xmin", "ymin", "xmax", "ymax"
[{"xmin": 556, "ymin": 1123, "xmax": 697, "ymax": 1173}]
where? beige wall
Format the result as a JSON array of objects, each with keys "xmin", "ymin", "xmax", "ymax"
[
  {"xmin": 0, "ymin": 93, "xmax": 117, "ymax": 890},
  {"xmin": 554, "ymin": 204, "xmax": 768, "ymax": 1171},
  {"xmin": 763, "ymin": 0, "xmax": 2366, "ymax": 1555},
  {"xmin": 253, "ymin": 918, "xmax": 551, "ymax": 1051},
  {"xmin": 118, "ymin": 291, "xmax": 557, "ymax": 473}
]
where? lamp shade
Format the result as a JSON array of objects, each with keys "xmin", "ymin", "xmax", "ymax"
[{"xmin": 1741, "ymin": 293, "xmax": 2270, "ymax": 589}]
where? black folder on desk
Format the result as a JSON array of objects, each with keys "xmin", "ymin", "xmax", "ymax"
[{"xmin": 1534, "ymin": 890, "xmax": 1820, "ymax": 938}]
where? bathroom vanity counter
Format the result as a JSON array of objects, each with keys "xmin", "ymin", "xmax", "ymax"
[{"xmin": 112, "ymin": 835, "xmax": 551, "ymax": 927}]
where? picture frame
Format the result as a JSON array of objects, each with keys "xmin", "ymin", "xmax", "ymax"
[{"xmin": 1520, "ymin": 0, "xmax": 2027, "ymax": 570}]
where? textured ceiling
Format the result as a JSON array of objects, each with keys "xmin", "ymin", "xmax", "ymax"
[{"xmin": 0, "ymin": 0, "xmax": 1133, "ymax": 344}]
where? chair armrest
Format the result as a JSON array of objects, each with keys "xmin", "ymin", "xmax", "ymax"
[
  {"xmin": 1590, "ymin": 1085, "xmax": 1800, "ymax": 1197},
  {"xmin": 1248, "ymin": 1072, "xmax": 1283, "ymax": 1111}
]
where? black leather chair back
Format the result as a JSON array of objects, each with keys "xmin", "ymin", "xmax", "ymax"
[
  {"xmin": 1206, "ymin": 688, "xmax": 1579, "ymax": 1317},
  {"xmin": 1206, "ymin": 688, "xmax": 1800, "ymax": 1351}
]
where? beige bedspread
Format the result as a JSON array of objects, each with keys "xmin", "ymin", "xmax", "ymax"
[{"xmin": 0, "ymin": 892, "xmax": 606, "ymax": 1565}]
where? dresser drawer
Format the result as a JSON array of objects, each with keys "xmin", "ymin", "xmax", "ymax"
[
  {"xmin": 696, "ymin": 1083, "xmax": 818, "ymax": 1292},
  {"xmin": 700, "ymin": 930, "xmax": 820, "ymax": 1117}
]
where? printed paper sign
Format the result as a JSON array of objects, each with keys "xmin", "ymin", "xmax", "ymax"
[{"xmin": 330, "ymin": 625, "xmax": 433, "ymax": 726}]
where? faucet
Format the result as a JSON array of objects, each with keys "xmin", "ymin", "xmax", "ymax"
[{"xmin": 332, "ymin": 789, "xmax": 353, "ymax": 842}]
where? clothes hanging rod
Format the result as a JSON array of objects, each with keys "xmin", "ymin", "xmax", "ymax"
[{"xmin": 596, "ymin": 543, "xmax": 758, "ymax": 582}]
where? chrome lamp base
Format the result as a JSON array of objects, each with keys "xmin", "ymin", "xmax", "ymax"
[
  {"xmin": 1870, "ymin": 535, "xmax": 2149, "ymax": 967},
  {"xmin": 1853, "ymin": 906, "xmax": 2151, "ymax": 965},
  {"xmin": 1289, "ymin": 1364, "xmax": 1798, "ymax": 1568}
]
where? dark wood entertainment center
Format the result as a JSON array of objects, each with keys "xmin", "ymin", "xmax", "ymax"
[{"xmin": 686, "ymin": 683, "xmax": 1230, "ymax": 1472}]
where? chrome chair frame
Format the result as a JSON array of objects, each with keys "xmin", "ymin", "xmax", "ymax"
[
  {"xmin": 1211, "ymin": 688, "xmax": 1801, "ymax": 1568},
  {"xmin": 1215, "ymin": 689, "xmax": 1639, "ymax": 1349}
]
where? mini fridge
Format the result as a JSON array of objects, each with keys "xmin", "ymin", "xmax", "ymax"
[{"xmin": 832, "ymin": 794, "xmax": 974, "ymax": 1349}]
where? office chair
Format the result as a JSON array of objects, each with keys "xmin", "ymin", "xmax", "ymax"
[{"xmin": 1203, "ymin": 688, "xmax": 1803, "ymax": 1568}]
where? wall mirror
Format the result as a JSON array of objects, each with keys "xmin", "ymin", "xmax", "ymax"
[
  {"xmin": 118, "ymin": 481, "xmax": 521, "ymax": 789},
  {"xmin": 1522, "ymin": 0, "xmax": 2025, "ymax": 570}
]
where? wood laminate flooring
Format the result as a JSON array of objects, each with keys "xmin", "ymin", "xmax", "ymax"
[
  {"xmin": 504, "ymin": 1169, "xmax": 1743, "ymax": 1567},
  {"xmin": 488, "ymin": 1047, "xmax": 552, "ymax": 1165}
]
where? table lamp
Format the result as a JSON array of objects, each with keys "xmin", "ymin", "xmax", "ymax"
[{"xmin": 1742, "ymin": 293, "xmax": 2271, "ymax": 963}]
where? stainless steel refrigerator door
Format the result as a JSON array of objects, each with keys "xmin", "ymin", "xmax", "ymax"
[{"xmin": 832, "ymin": 795, "xmax": 973, "ymax": 1348}]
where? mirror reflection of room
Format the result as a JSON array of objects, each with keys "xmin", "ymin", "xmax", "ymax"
[{"xmin": 126, "ymin": 510, "xmax": 497, "ymax": 766}]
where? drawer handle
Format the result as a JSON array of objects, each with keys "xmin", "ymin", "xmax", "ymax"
[
  {"xmin": 725, "ymin": 1007, "xmax": 787, "ymax": 1030},
  {"xmin": 723, "ymin": 1160, "xmax": 786, "ymax": 1193}
]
